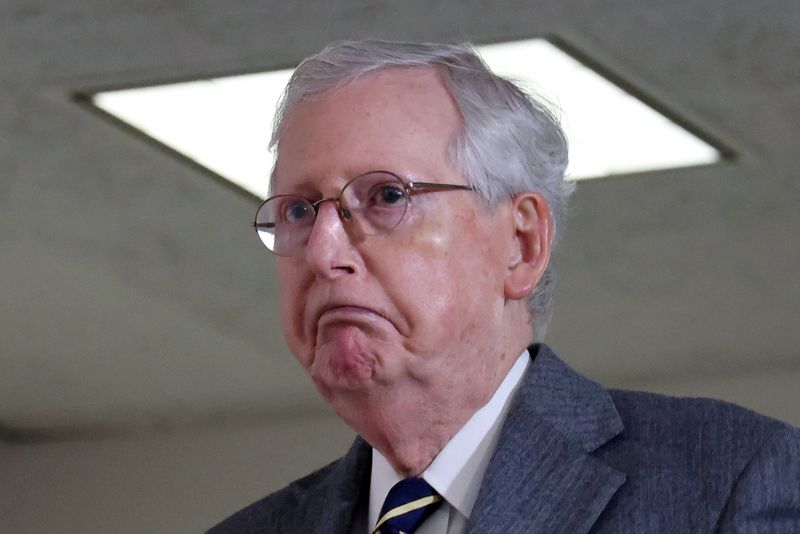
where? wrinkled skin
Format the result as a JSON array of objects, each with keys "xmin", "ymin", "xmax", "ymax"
[{"xmin": 272, "ymin": 67, "xmax": 548, "ymax": 475}]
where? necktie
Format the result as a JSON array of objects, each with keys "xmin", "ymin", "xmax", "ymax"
[{"xmin": 373, "ymin": 477, "xmax": 443, "ymax": 534}]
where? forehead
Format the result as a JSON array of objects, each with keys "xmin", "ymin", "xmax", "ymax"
[{"xmin": 273, "ymin": 66, "xmax": 463, "ymax": 192}]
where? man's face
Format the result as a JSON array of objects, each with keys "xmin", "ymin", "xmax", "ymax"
[{"xmin": 272, "ymin": 67, "xmax": 519, "ymax": 435}]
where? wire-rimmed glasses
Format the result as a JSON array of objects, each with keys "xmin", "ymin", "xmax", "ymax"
[{"xmin": 254, "ymin": 171, "xmax": 474, "ymax": 256}]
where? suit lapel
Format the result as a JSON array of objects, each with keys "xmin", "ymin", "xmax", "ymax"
[{"xmin": 468, "ymin": 345, "xmax": 626, "ymax": 534}]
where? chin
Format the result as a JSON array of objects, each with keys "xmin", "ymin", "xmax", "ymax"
[{"xmin": 310, "ymin": 346, "xmax": 377, "ymax": 396}]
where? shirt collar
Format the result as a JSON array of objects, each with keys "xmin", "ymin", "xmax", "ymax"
[{"xmin": 369, "ymin": 349, "xmax": 530, "ymax": 525}]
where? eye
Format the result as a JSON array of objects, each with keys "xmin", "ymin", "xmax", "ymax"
[
  {"xmin": 370, "ymin": 183, "xmax": 407, "ymax": 207},
  {"xmin": 281, "ymin": 197, "xmax": 313, "ymax": 224}
]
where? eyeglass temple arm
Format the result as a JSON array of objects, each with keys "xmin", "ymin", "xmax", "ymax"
[
  {"xmin": 253, "ymin": 222, "xmax": 275, "ymax": 229},
  {"xmin": 407, "ymin": 181, "xmax": 474, "ymax": 192}
]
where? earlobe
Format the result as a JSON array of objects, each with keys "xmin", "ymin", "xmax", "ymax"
[{"xmin": 504, "ymin": 193, "xmax": 553, "ymax": 301}]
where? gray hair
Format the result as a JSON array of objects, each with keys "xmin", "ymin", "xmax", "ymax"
[{"xmin": 269, "ymin": 40, "xmax": 573, "ymax": 340}]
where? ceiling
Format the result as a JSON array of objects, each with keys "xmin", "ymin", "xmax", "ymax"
[{"xmin": 2, "ymin": 0, "xmax": 799, "ymax": 442}]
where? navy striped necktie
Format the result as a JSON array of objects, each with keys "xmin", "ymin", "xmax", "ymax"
[{"xmin": 373, "ymin": 477, "xmax": 443, "ymax": 534}]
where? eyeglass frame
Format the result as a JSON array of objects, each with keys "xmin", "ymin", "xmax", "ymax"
[{"xmin": 252, "ymin": 170, "xmax": 475, "ymax": 256}]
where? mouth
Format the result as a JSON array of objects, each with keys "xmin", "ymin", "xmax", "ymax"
[
  {"xmin": 317, "ymin": 305, "xmax": 385, "ymax": 325},
  {"xmin": 308, "ymin": 298, "xmax": 399, "ymax": 342}
]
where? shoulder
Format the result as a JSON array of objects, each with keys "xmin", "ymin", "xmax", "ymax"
[
  {"xmin": 594, "ymin": 388, "xmax": 800, "ymax": 530},
  {"xmin": 606, "ymin": 388, "xmax": 795, "ymax": 458},
  {"xmin": 600, "ymin": 388, "xmax": 797, "ymax": 477}
]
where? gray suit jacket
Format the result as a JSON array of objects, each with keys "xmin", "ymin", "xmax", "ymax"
[{"xmin": 209, "ymin": 345, "xmax": 800, "ymax": 533}]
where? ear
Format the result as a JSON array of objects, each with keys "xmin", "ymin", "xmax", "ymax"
[{"xmin": 504, "ymin": 193, "xmax": 553, "ymax": 300}]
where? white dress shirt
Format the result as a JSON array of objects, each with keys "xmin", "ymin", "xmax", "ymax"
[{"xmin": 368, "ymin": 349, "xmax": 530, "ymax": 534}]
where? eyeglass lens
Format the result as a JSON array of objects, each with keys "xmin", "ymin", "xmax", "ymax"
[{"xmin": 254, "ymin": 172, "xmax": 410, "ymax": 256}]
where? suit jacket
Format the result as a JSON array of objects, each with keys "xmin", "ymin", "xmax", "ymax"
[{"xmin": 208, "ymin": 344, "xmax": 800, "ymax": 533}]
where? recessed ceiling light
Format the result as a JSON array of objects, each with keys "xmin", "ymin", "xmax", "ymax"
[{"xmin": 91, "ymin": 38, "xmax": 722, "ymax": 200}]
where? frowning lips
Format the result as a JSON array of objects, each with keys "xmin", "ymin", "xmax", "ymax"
[{"xmin": 314, "ymin": 302, "xmax": 389, "ymax": 327}]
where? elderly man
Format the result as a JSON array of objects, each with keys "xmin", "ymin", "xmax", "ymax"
[{"xmin": 210, "ymin": 40, "xmax": 800, "ymax": 533}]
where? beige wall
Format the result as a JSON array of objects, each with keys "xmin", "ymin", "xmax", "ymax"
[{"xmin": 0, "ymin": 414, "xmax": 354, "ymax": 534}]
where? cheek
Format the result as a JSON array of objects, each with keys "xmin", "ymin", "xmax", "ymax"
[
  {"xmin": 400, "ymin": 209, "xmax": 453, "ymax": 256},
  {"xmin": 277, "ymin": 261, "xmax": 312, "ymax": 365},
  {"xmin": 390, "ymin": 212, "xmax": 506, "ymax": 338},
  {"xmin": 406, "ymin": 208, "xmax": 507, "ymax": 283}
]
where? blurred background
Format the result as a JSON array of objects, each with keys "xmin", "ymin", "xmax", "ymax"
[{"xmin": 1, "ymin": 1, "xmax": 798, "ymax": 533}]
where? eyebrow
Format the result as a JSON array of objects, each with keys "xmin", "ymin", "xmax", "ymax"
[
  {"xmin": 270, "ymin": 177, "xmax": 322, "ymax": 198},
  {"xmin": 273, "ymin": 169, "xmax": 387, "ymax": 197}
]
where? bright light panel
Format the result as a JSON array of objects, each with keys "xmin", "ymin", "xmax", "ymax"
[{"xmin": 93, "ymin": 39, "xmax": 720, "ymax": 200}]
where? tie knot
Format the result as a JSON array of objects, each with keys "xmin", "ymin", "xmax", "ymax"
[{"xmin": 373, "ymin": 477, "xmax": 442, "ymax": 534}]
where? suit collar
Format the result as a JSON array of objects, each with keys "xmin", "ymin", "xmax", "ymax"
[
  {"xmin": 468, "ymin": 344, "xmax": 626, "ymax": 533},
  {"xmin": 518, "ymin": 344, "xmax": 624, "ymax": 453}
]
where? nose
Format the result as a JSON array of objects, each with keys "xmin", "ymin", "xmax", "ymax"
[
  {"xmin": 312, "ymin": 197, "xmax": 352, "ymax": 221},
  {"xmin": 304, "ymin": 200, "xmax": 358, "ymax": 278}
]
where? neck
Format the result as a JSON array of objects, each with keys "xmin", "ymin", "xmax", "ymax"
[
  {"xmin": 369, "ymin": 346, "xmax": 529, "ymax": 476},
  {"xmin": 332, "ymin": 309, "xmax": 535, "ymax": 477},
  {"xmin": 377, "ymin": 423, "xmax": 461, "ymax": 477}
]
